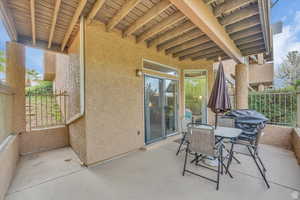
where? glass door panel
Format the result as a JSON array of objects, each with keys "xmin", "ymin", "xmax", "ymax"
[
  {"xmin": 164, "ymin": 79, "xmax": 178, "ymax": 135},
  {"xmin": 144, "ymin": 76, "xmax": 164, "ymax": 143},
  {"xmin": 184, "ymin": 70, "xmax": 207, "ymax": 123}
]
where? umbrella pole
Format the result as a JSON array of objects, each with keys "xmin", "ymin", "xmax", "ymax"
[{"xmin": 215, "ymin": 114, "xmax": 218, "ymax": 129}]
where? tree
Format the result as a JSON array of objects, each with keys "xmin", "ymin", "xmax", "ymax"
[
  {"xmin": 26, "ymin": 69, "xmax": 40, "ymax": 80},
  {"xmin": 0, "ymin": 51, "xmax": 5, "ymax": 73},
  {"xmin": 277, "ymin": 51, "xmax": 300, "ymax": 87}
]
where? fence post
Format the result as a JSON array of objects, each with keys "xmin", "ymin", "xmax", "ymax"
[{"xmin": 297, "ymin": 88, "xmax": 300, "ymax": 127}]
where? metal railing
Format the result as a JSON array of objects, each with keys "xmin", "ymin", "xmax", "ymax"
[
  {"xmin": 248, "ymin": 91, "xmax": 297, "ymax": 126},
  {"xmin": 25, "ymin": 88, "xmax": 67, "ymax": 131}
]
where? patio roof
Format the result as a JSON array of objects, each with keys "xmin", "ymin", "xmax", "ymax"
[{"xmin": 0, "ymin": 0, "xmax": 272, "ymax": 62}]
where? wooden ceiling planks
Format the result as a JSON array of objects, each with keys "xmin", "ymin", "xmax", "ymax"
[{"xmin": 3, "ymin": 0, "xmax": 268, "ymax": 59}]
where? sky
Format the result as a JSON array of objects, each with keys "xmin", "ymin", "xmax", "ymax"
[
  {"xmin": 0, "ymin": 0, "xmax": 300, "ymax": 84},
  {"xmin": 271, "ymin": 0, "xmax": 300, "ymax": 86}
]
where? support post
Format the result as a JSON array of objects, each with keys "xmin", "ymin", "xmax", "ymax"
[
  {"xmin": 6, "ymin": 42, "xmax": 26, "ymax": 134},
  {"xmin": 258, "ymin": 84, "xmax": 265, "ymax": 92},
  {"xmin": 235, "ymin": 63, "xmax": 249, "ymax": 109}
]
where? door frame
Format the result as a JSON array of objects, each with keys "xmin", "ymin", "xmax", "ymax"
[
  {"xmin": 143, "ymin": 74, "xmax": 179, "ymax": 144},
  {"xmin": 183, "ymin": 69, "xmax": 209, "ymax": 123}
]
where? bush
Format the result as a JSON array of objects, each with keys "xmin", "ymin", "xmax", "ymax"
[{"xmin": 26, "ymin": 81, "xmax": 53, "ymax": 95}]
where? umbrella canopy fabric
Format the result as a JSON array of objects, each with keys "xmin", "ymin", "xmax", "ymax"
[{"xmin": 208, "ymin": 61, "xmax": 231, "ymax": 114}]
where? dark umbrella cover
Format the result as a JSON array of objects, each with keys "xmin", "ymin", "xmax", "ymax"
[{"xmin": 208, "ymin": 61, "xmax": 231, "ymax": 127}]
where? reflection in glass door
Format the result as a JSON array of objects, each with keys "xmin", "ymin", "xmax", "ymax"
[
  {"xmin": 184, "ymin": 70, "xmax": 208, "ymax": 123},
  {"xmin": 144, "ymin": 76, "xmax": 178, "ymax": 144},
  {"xmin": 145, "ymin": 76, "xmax": 164, "ymax": 143},
  {"xmin": 164, "ymin": 80, "xmax": 178, "ymax": 135}
]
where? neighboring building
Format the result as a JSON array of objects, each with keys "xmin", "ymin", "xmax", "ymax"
[{"xmin": 214, "ymin": 58, "xmax": 274, "ymax": 92}]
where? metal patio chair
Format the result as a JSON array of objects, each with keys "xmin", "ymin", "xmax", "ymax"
[
  {"xmin": 176, "ymin": 116, "xmax": 192, "ymax": 156},
  {"xmin": 226, "ymin": 122, "xmax": 270, "ymax": 188},
  {"xmin": 182, "ymin": 124, "xmax": 222, "ymax": 190}
]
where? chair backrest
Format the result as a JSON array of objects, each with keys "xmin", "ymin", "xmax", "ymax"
[
  {"xmin": 188, "ymin": 125, "xmax": 215, "ymax": 156},
  {"xmin": 218, "ymin": 116, "xmax": 235, "ymax": 128},
  {"xmin": 181, "ymin": 116, "xmax": 192, "ymax": 133}
]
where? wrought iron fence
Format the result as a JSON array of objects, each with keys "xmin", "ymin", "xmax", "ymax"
[
  {"xmin": 248, "ymin": 91, "xmax": 297, "ymax": 126},
  {"xmin": 25, "ymin": 88, "xmax": 67, "ymax": 131}
]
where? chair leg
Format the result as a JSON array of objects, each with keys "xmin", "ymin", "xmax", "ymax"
[
  {"xmin": 183, "ymin": 143, "xmax": 189, "ymax": 176},
  {"xmin": 247, "ymin": 146, "xmax": 270, "ymax": 188},
  {"xmin": 226, "ymin": 143, "xmax": 234, "ymax": 175},
  {"xmin": 176, "ymin": 133, "xmax": 186, "ymax": 156},
  {"xmin": 256, "ymin": 152, "xmax": 267, "ymax": 172},
  {"xmin": 216, "ymin": 154, "xmax": 221, "ymax": 190}
]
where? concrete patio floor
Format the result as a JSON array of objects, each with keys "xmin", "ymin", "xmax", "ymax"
[{"xmin": 5, "ymin": 142, "xmax": 300, "ymax": 200}]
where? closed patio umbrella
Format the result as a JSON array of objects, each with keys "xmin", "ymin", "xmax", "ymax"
[{"xmin": 208, "ymin": 58, "xmax": 231, "ymax": 127}]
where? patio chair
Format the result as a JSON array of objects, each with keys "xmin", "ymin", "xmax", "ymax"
[
  {"xmin": 176, "ymin": 116, "xmax": 192, "ymax": 156},
  {"xmin": 182, "ymin": 124, "xmax": 222, "ymax": 190},
  {"xmin": 226, "ymin": 123, "xmax": 270, "ymax": 188}
]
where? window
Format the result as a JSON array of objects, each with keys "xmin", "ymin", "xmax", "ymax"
[{"xmin": 143, "ymin": 60, "xmax": 178, "ymax": 76}]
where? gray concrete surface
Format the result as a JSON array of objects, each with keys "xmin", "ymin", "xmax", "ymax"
[{"xmin": 5, "ymin": 143, "xmax": 300, "ymax": 200}]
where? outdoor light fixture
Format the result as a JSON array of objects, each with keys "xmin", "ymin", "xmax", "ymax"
[{"xmin": 136, "ymin": 69, "xmax": 143, "ymax": 77}]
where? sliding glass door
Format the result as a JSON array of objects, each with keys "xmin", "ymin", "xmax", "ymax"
[{"xmin": 144, "ymin": 76, "xmax": 178, "ymax": 144}]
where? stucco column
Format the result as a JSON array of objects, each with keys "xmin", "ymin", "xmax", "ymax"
[
  {"xmin": 258, "ymin": 84, "xmax": 265, "ymax": 92},
  {"xmin": 6, "ymin": 42, "xmax": 26, "ymax": 134},
  {"xmin": 235, "ymin": 63, "xmax": 249, "ymax": 109},
  {"xmin": 297, "ymin": 88, "xmax": 300, "ymax": 127}
]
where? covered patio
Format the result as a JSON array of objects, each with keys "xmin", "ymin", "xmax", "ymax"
[
  {"xmin": 5, "ymin": 142, "xmax": 300, "ymax": 200},
  {"xmin": 1, "ymin": 0, "xmax": 300, "ymax": 199}
]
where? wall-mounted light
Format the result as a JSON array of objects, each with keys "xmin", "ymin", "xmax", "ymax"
[{"xmin": 136, "ymin": 69, "xmax": 143, "ymax": 77}]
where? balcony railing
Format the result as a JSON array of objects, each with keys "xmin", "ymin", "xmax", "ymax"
[
  {"xmin": 248, "ymin": 91, "xmax": 297, "ymax": 126},
  {"xmin": 25, "ymin": 88, "xmax": 67, "ymax": 131}
]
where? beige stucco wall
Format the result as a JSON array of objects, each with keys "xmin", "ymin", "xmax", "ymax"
[
  {"xmin": 292, "ymin": 128, "xmax": 300, "ymax": 164},
  {"xmin": 214, "ymin": 59, "xmax": 274, "ymax": 87},
  {"xmin": 43, "ymin": 52, "xmax": 56, "ymax": 81},
  {"xmin": 54, "ymin": 34, "xmax": 87, "ymax": 163},
  {"xmin": 260, "ymin": 124, "xmax": 293, "ymax": 149},
  {"xmin": 20, "ymin": 126, "xmax": 69, "ymax": 155},
  {"xmin": 0, "ymin": 85, "xmax": 13, "ymax": 144},
  {"xmin": 0, "ymin": 134, "xmax": 19, "ymax": 200},
  {"xmin": 84, "ymin": 21, "xmax": 213, "ymax": 165}
]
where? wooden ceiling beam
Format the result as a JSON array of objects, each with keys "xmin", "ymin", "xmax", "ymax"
[
  {"xmin": 30, "ymin": 0, "xmax": 36, "ymax": 45},
  {"xmin": 107, "ymin": 0, "xmax": 140, "ymax": 31},
  {"xmin": 48, "ymin": 0, "xmax": 61, "ymax": 48},
  {"xmin": 124, "ymin": 0, "xmax": 172, "ymax": 36},
  {"xmin": 220, "ymin": 4, "xmax": 259, "ymax": 26},
  {"xmin": 157, "ymin": 29, "xmax": 203, "ymax": 51},
  {"xmin": 170, "ymin": 0, "xmax": 244, "ymax": 63},
  {"xmin": 177, "ymin": 42, "xmax": 216, "ymax": 60},
  {"xmin": 61, "ymin": 0, "xmax": 87, "ymax": 51},
  {"xmin": 235, "ymin": 33, "xmax": 263, "ymax": 45},
  {"xmin": 192, "ymin": 50, "xmax": 224, "ymax": 61},
  {"xmin": 231, "ymin": 25, "xmax": 261, "ymax": 40},
  {"xmin": 207, "ymin": 54, "xmax": 229, "ymax": 61},
  {"xmin": 0, "ymin": 0, "xmax": 18, "ymax": 41},
  {"xmin": 87, "ymin": 0, "xmax": 106, "ymax": 23},
  {"xmin": 226, "ymin": 15, "xmax": 260, "ymax": 34},
  {"xmin": 189, "ymin": 47, "xmax": 222, "ymax": 60},
  {"xmin": 214, "ymin": 0, "xmax": 257, "ymax": 17},
  {"xmin": 148, "ymin": 21, "xmax": 195, "ymax": 47},
  {"xmin": 238, "ymin": 39, "xmax": 264, "ymax": 50},
  {"xmin": 166, "ymin": 35, "xmax": 210, "ymax": 55},
  {"xmin": 241, "ymin": 45, "xmax": 265, "ymax": 55},
  {"xmin": 137, "ymin": 11, "xmax": 185, "ymax": 43}
]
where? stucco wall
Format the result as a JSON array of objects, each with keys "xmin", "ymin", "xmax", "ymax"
[
  {"xmin": 84, "ymin": 21, "xmax": 213, "ymax": 165},
  {"xmin": 214, "ymin": 59, "xmax": 274, "ymax": 86},
  {"xmin": 0, "ymin": 135, "xmax": 19, "ymax": 200},
  {"xmin": 260, "ymin": 124, "xmax": 293, "ymax": 149},
  {"xmin": 54, "ymin": 34, "xmax": 87, "ymax": 163},
  {"xmin": 20, "ymin": 126, "xmax": 69, "ymax": 155},
  {"xmin": 43, "ymin": 52, "xmax": 56, "ymax": 81},
  {"xmin": 292, "ymin": 128, "xmax": 300, "ymax": 164},
  {"xmin": 0, "ymin": 85, "xmax": 13, "ymax": 144}
]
